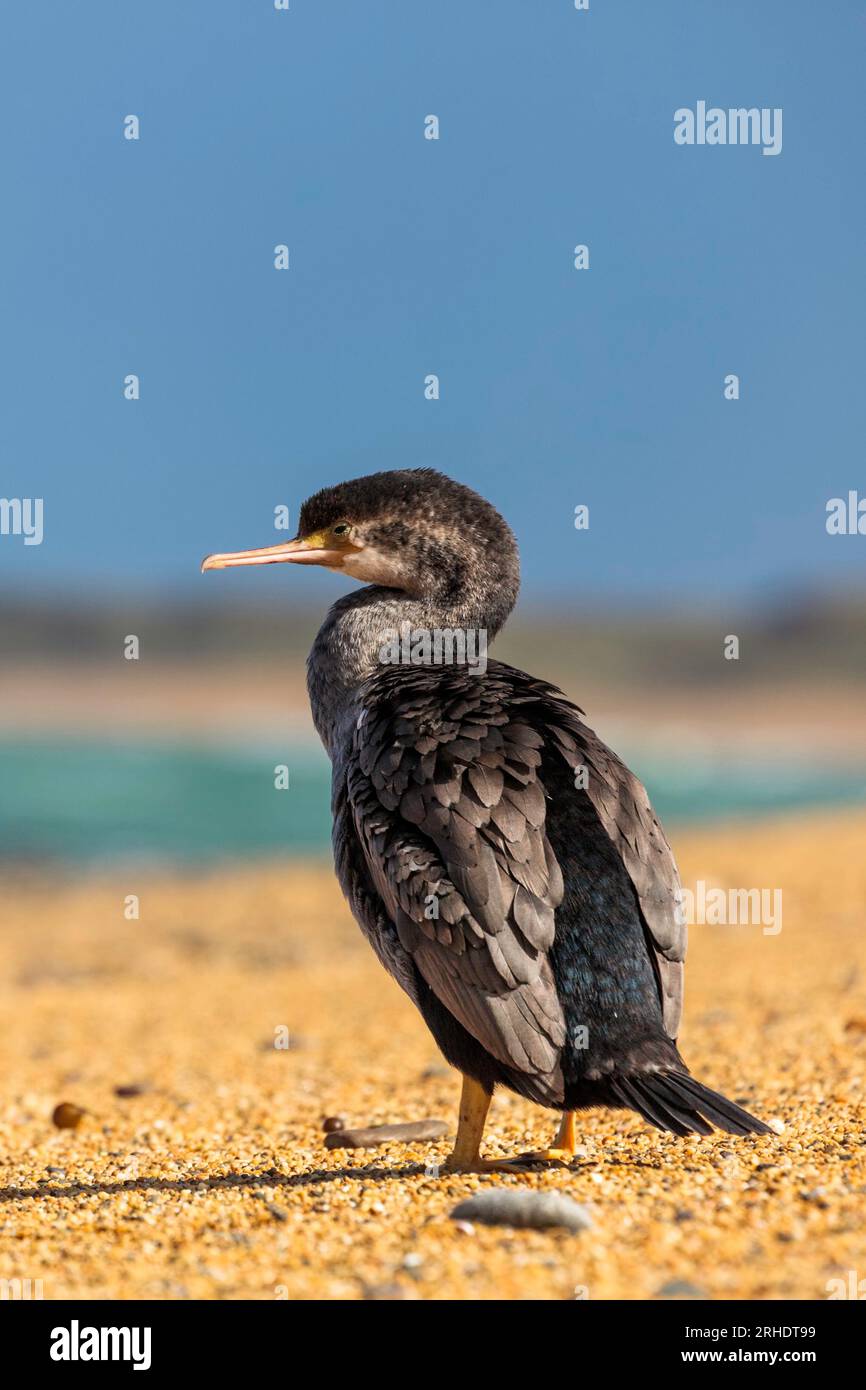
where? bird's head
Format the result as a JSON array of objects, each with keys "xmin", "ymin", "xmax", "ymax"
[{"xmin": 202, "ymin": 468, "xmax": 519, "ymax": 613}]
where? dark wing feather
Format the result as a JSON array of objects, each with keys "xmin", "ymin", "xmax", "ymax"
[
  {"xmin": 332, "ymin": 777, "xmax": 424, "ymax": 1009},
  {"xmin": 343, "ymin": 667, "xmax": 567, "ymax": 1102},
  {"xmin": 513, "ymin": 681, "xmax": 686, "ymax": 1039},
  {"xmin": 338, "ymin": 660, "xmax": 685, "ymax": 1102}
]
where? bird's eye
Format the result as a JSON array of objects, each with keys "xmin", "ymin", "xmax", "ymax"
[{"xmin": 332, "ymin": 524, "xmax": 350, "ymax": 536}]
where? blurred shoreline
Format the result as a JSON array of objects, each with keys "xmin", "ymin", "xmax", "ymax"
[
  {"xmin": 2, "ymin": 591, "xmax": 864, "ymax": 870},
  {"xmin": 1, "ymin": 676, "xmax": 865, "ymax": 873},
  {"xmin": 2, "ymin": 657, "xmax": 865, "ymax": 753}
]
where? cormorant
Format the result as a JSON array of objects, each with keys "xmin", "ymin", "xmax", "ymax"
[{"xmin": 203, "ymin": 469, "xmax": 771, "ymax": 1171}]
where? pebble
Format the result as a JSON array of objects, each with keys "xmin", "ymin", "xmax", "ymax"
[
  {"xmin": 450, "ymin": 1189, "xmax": 593, "ymax": 1233},
  {"xmin": 655, "ymin": 1279, "xmax": 707, "ymax": 1299},
  {"xmin": 52, "ymin": 1102, "xmax": 85, "ymax": 1130},
  {"xmin": 362, "ymin": 1281, "xmax": 410, "ymax": 1300},
  {"xmin": 324, "ymin": 1119, "xmax": 449, "ymax": 1149}
]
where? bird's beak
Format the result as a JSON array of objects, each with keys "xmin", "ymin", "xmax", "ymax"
[{"xmin": 201, "ymin": 536, "xmax": 345, "ymax": 573}]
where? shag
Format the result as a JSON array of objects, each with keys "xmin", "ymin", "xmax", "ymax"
[{"xmin": 203, "ymin": 470, "xmax": 771, "ymax": 1171}]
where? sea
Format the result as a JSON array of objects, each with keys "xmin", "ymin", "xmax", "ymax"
[{"xmin": 1, "ymin": 736, "xmax": 864, "ymax": 871}]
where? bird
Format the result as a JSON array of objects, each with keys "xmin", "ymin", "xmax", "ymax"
[{"xmin": 202, "ymin": 468, "xmax": 772, "ymax": 1171}]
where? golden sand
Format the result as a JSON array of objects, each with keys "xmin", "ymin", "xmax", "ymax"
[{"xmin": 1, "ymin": 810, "xmax": 864, "ymax": 1301}]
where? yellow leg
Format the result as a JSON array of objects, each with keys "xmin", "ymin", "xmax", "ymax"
[
  {"xmin": 442, "ymin": 1074, "xmax": 528, "ymax": 1174},
  {"xmin": 515, "ymin": 1110, "xmax": 581, "ymax": 1167},
  {"xmin": 555, "ymin": 1110, "xmax": 577, "ymax": 1153}
]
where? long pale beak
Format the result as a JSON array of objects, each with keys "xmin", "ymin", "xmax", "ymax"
[{"xmin": 201, "ymin": 537, "xmax": 343, "ymax": 573}]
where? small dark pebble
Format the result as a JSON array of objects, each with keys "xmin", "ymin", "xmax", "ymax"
[
  {"xmin": 324, "ymin": 1119, "xmax": 449, "ymax": 1150},
  {"xmin": 114, "ymin": 1083, "xmax": 149, "ymax": 1098},
  {"xmin": 322, "ymin": 1116, "xmax": 345, "ymax": 1134},
  {"xmin": 450, "ymin": 1189, "xmax": 592, "ymax": 1233},
  {"xmin": 52, "ymin": 1103, "xmax": 85, "ymax": 1130},
  {"xmin": 264, "ymin": 1203, "xmax": 288, "ymax": 1222}
]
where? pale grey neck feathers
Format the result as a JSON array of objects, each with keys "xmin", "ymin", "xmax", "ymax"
[{"xmin": 307, "ymin": 572, "xmax": 517, "ymax": 754}]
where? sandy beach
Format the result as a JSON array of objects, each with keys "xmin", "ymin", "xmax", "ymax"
[{"xmin": 1, "ymin": 808, "xmax": 864, "ymax": 1301}]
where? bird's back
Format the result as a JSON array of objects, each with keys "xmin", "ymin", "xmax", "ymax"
[
  {"xmin": 333, "ymin": 659, "xmax": 685, "ymax": 1108},
  {"xmin": 542, "ymin": 751, "xmax": 681, "ymax": 1105}
]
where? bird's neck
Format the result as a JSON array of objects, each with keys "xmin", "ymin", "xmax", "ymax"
[{"xmin": 307, "ymin": 579, "xmax": 517, "ymax": 754}]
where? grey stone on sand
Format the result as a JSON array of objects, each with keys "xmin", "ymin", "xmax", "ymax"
[
  {"xmin": 450, "ymin": 1189, "xmax": 593, "ymax": 1233},
  {"xmin": 324, "ymin": 1119, "xmax": 449, "ymax": 1149}
]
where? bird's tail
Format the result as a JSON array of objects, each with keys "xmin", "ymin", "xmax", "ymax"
[{"xmin": 610, "ymin": 1070, "xmax": 773, "ymax": 1138}]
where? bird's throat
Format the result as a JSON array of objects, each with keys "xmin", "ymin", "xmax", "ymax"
[{"xmin": 306, "ymin": 580, "xmax": 515, "ymax": 754}]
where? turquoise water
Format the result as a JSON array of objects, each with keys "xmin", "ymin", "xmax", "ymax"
[
  {"xmin": 0, "ymin": 739, "xmax": 333, "ymax": 868},
  {"xmin": 1, "ymin": 737, "xmax": 864, "ymax": 869}
]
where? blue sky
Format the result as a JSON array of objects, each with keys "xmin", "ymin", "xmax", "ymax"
[{"xmin": 1, "ymin": 1, "xmax": 863, "ymax": 606}]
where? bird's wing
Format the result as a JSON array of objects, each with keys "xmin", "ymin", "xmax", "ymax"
[
  {"xmin": 342, "ymin": 662, "xmax": 686, "ymax": 1086},
  {"xmin": 331, "ymin": 775, "xmax": 425, "ymax": 1010},
  {"xmin": 531, "ymin": 690, "xmax": 686, "ymax": 1039},
  {"xmin": 344, "ymin": 666, "xmax": 568, "ymax": 1102}
]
